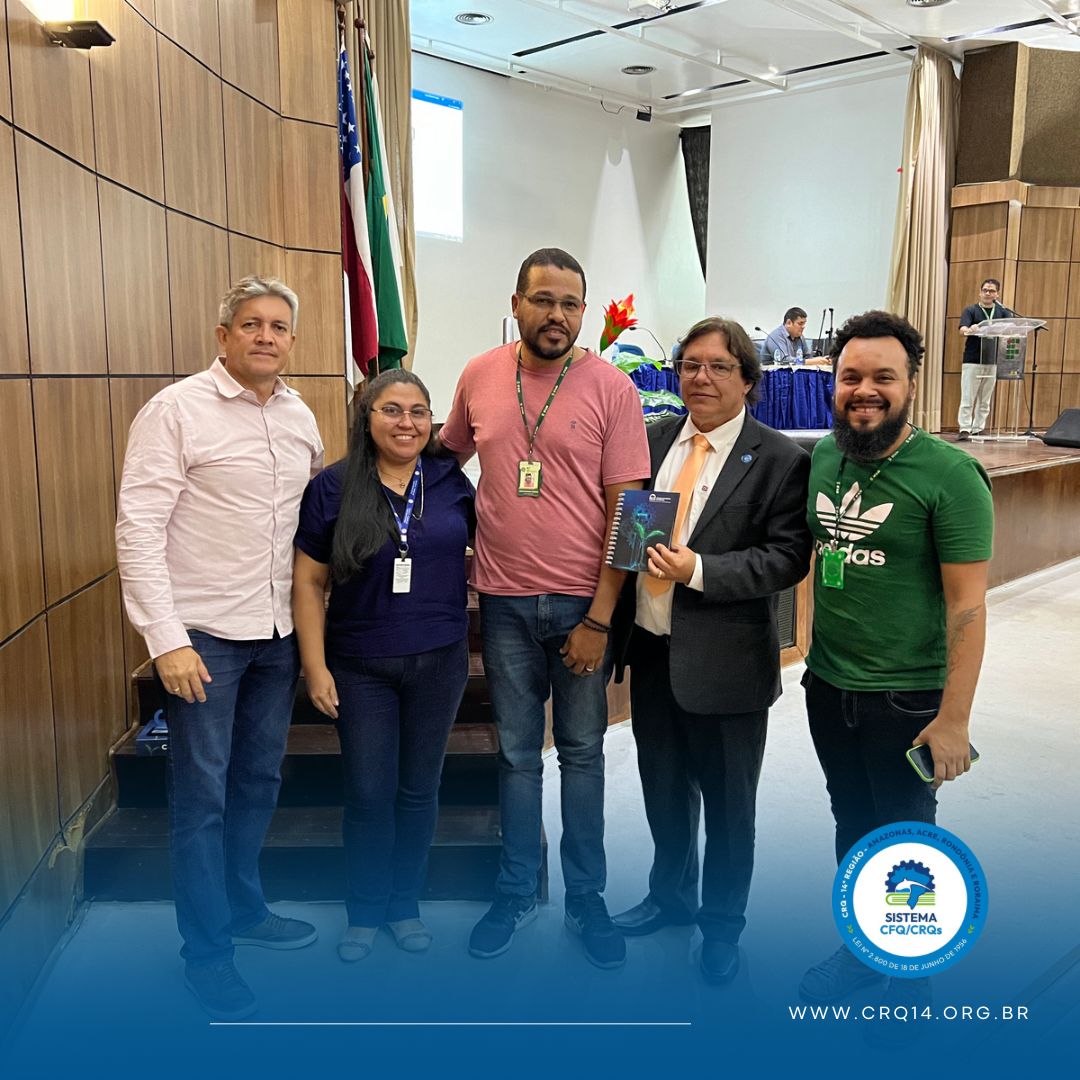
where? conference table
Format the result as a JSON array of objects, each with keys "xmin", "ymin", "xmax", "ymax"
[{"xmin": 750, "ymin": 364, "xmax": 834, "ymax": 430}]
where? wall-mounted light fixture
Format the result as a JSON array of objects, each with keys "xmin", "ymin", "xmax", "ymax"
[
  {"xmin": 22, "ymin": 2, "xmax": 114, "ymax": 49},
  {"xmin": 42, "ymin": 21, "xmax": 115, "ymax": 48}
]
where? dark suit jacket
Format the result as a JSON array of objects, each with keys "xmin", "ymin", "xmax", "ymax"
[{"xmin": 613, "ymin": 413, "xmax": 812, "ymax": 715}]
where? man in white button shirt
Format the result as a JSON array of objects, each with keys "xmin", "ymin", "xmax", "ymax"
[
  {"xmin": 116, "ymin": 277, "xmax": 324, "ymax": 1020},
  {"xmin": 611, "ymin": 317, "xmax": 812, "ymax": 985}
]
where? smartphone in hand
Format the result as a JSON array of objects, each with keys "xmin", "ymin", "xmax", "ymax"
[{"xmin": 906, "ymin": 742, "xmax": 980, "ymax": 783}]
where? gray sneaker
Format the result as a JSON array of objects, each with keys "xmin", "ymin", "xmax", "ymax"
[
  {"xmin": 233, "ymin": 912, "xmax": 318, "ymax": 950},
  {"xmin": 184, "ymin": 959, "xmax": 256, "ymax": 1020},
  {"xmin": 799, "ymin": 945, "xmax": 887, "ymax": 1003}
]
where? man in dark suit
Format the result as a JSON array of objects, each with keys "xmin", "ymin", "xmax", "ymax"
[{"xmin": 612, "ymin": 316, "xmax": 812, "ymax": 984}]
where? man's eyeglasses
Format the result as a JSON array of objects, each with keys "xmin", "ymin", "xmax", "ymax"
[
  {"xmin": 674, "ymin": 359, "xmax": 740, "ymax": 381},
  {"xmin": 372, "ymin": 405, "xmax": 434, "ymax": 421},
  {"xmin": 520, "ymin": 293, "xmax": 583, "ymax": 316}
]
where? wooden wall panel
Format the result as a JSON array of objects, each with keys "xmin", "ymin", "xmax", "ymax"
[
  {"xmin": 0, "ymin": 125, "xmax": 29, "ymax": 374},
  {"xmin": 0, "ymin": 381, "xmax": 45, "ymax": 642},
  {"xmin": 48, "ymin": 574, "xmax": 126, "ymax": 822},
  {"xmin": 159, "ymin": 36, "xmax": 226, "ymax": 227},
  {"xmin": 1026, "ymin": 187, "xmax": 1080, "ymax": 208},
  {"xmin": 0, "ymin": 621, "xmax": 58, "ymax": 916},
  {"xmin": 950, "ymin": 203, "xmax": 1008, "ymax": 263},
  {"xmin": 1020, "ymin": 373, "xmax": 1062, "ymax": 428},
  {"xmin": 0, "ymin": 2, "xmax": 11, "ymax": 121},
  {"xmin": 229, "ymin": 234, "xmax": 285, "ymax": 281},
  {"xmin": 127, "ymin": 0, "xmax": 154, "ymax": 19},
  {"xmin": 220, "ymin": 0, "xmax": 280, "ymax": 111},
  {"xmin": 943, "ymin": 318, "xmax": 962, "ymax": 374},
  {"xmin": 282, "ymin": 119, "xmax": 340, "ymax": 252},
  {"xmin": 86, "ymin": 0, "xmax": 164, "ymax": 201},
  {"xmin": 286, "ymin": 376, "xmax": 347, "ymax": 463},
  {"xmin": 224, "ymin": 86, "xmax": 284, "ymax": 244},
  {"xmin": 947, "ymin": 261, "xmax": 1004, "ymax": 317},
  {"xmin": 941, "ymin": 372, "xmax": 961, "ymax": 429},
  {"xmin": 1067, "ymin": 264, "xmax": 1080, "ymax": 318},
  {"xmin": 7, "ymin": 0, "xmax": 94, "ymax": 167},
  {"xmin": 33, "ymin": 379, "xmax": 116, "ymax": 603},
  {"xmin": 100, "ymin": 180, "xmax": 172, "ymax": 375},
  {"xmin": 1064, "ymin": 320, "xmax": 1080, "ymax": 372},
  {"xmin": 16, "ymin": 134, "xmax": 107, "ymax": 375},
  {"xmin": 284, "ymin": 250, "xmax": 344, "ymax": 375},
  {"xmin": 155, "ymin": 0, "xmax": 219, "ymax": 72},
  {"xmin": 1028, "ymin": 318, "xmax": 1065, "ymax": 374},
  {"xmin": 1062, "ymin": 374, "xmax": 1080, "ymax": 411},
  {"xmin": 1017, "ymin": 207, "xmax": 1075, "ymax": 262},
  {"xmin": 1014, "ymin": 261, "xmax": 1070, "ymax": 319},
  {"xmin": 168, "ymin": 212, "xmax": 230, "ymax": 375},
  {"xmin": 278, "ymin": 0, "xmax": 337, "ymax": 125}
]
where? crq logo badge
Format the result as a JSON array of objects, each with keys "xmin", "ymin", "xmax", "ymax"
[{"xmin": 832, "ymin": 823, "xmax": 987, "ymax": 979}]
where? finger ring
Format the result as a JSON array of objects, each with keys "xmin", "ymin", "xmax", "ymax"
[
  {"xmin": 171, "ymin": 686, "xmax": 180, "ymax": 693},
  {"xmin": 657, "ymin": 570, "xmax": 663, "ymax": 578},
  {"xmin": 585, "ymin": 666, "xmax": 595, "ymax": 672}
]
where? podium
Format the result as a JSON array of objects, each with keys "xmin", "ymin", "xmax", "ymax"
[{"xmin": 967, "ymin": 317, "xmax": 1046, "ymax": 441}]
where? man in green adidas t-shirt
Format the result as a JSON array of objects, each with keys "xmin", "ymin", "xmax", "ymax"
[{"xmin": 798, "ymin": 311, "xmax": 994, "ymax": 1008}]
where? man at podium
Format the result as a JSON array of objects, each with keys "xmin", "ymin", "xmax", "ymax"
[{"xmin": 957, "ymin": 278, "xmax": 1013, "ymax": 440}]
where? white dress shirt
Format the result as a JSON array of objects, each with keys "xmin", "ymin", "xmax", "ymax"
[
  {"xmin": 116, "ymin": 359, "xmax": 324, "ymax": 658},
  {"xmin": 635, "ymin": 408, "xmax": 747, "ymax": 636}
]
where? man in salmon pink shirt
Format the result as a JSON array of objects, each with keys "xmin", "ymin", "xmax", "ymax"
[{"xmin": 440, "ymin": 248, "xmax": 650, "ymax": 970}]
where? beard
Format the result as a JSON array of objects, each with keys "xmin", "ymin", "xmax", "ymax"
[
  {"xmin": 521, "ymin": 321, "xmax": 577, "ymax": 361},
  {"xmin": 833, "ymin": 397, "xmax": 912, "ymax": 462}
]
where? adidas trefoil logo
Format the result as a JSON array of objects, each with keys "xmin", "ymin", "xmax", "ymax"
[{"xmin": 815, "ymin": 483, "xmax": 892, "ymax": 567}]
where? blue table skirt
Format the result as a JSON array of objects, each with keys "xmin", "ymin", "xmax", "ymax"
[{"xmin": 751, "ymin": 366, "xmax": 833, "ymax": 430}]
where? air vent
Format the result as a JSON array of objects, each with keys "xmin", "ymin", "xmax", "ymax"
[
  {"xmin": 455, "ymin": 12, "xmax": 493, "ymax": 25},
  {"xmin": 621, "ymin": 64, "xmax": 656, "ymax": 75}
]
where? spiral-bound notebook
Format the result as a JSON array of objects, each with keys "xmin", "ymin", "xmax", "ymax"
[{"xmin": 605, "ymin": 490, "xmax": 681, "ymax": 572}]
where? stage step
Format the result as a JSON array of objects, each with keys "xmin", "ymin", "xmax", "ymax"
[
  {"xmin": 114, "ymin": 723, "xmax": 499, "ymax": 808},
  {"xmin": 82, "ymin": 805, "xmax": 546, "ymax": 903}
]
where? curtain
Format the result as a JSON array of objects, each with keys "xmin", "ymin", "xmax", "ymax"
[
  {"xmin": 887, "ymin": 48, "xmax": 959, "ymax": 431},
  {"xmin": 679, "ymin": 126, "xmax": 710, "ymax": 278},
  {"xmin": 343, "ymin": 0, "xmax": 418, "ymax": 369}
]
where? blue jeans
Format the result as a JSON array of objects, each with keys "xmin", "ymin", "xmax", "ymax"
[
  {"xmin": 803, "ymin": 670, "xmax": 939, "ymax": 863},
  {"xmin": 331, "ymin": 638, "xmax": 469, "ymax": 926},
  {"xmin": 165, "ymin": 630, "xmax": 299, "ymax": 965},
  {"xmin": 479, "ymin": 594, "xmax": 613, "ymax": 898}
]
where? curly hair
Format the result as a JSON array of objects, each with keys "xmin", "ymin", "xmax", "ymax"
[{"xmin": 830, "ymin": 310, "xmax": 924, "ymax": 379}]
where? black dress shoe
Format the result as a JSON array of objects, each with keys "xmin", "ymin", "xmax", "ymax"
[
  {"xmin": 700, "ymin": 941, "xmax": 740, "ymax": 985},
  {"xmin": 612, "ymin": 899, "xmax": 695, "ymax": 937}
]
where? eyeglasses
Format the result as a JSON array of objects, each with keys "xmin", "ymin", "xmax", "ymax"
[
  {"xmin": 372, "ymin": 405, "xmax": 434, "ymax": 421},
  {"xmin": 674, "ymin": 359, "xmax": 740, "ymax": 381},
  {"xmin": 520, "ymin": 293, "xmax": 584, "ymax": 316}
]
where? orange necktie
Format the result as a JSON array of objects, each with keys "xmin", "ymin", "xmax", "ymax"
[{"xmin": 644, "ymin": 433, "xmax": 712, "ymax": 595}]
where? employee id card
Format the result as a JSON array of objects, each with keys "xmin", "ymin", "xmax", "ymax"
[
  {"xmin": 518, "ymin": 460, "xmax": 542, "ymax": 497},
  {"xmin": 392, "ymin": 557, "xmax": 413, "ymax": 594},
  {"xmin": 820, "ymin": 547, "xmax": 845, "ymax": 590}
]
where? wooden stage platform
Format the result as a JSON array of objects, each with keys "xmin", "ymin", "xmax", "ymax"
[{"xmin": 938, "ymin": 434, "xmax": 1080, "ymax": 587}]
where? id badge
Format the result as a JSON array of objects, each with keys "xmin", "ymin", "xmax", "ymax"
[
  {"xmin": 517, "ymin": 460, "xmax": 542, "ymax": 497},
  {"xmin": 820, "ymin": 547, "xmax": 845, "ymax": 590},
  {"xmin": 392, "ymin": 558, "xmax": 413, "ymax": 594}
]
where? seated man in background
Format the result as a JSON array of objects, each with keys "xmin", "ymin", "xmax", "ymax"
[
  {"xmin": 762, "ymin": 307, "xmax": 813, "ymax": 363},
  {"xmin": 611, "ymin": 316, "xmax": 812, "ymax": 985}
]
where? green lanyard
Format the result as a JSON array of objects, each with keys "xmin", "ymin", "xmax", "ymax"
[
  {"xmin": 979, "ymin": 304, "xmax": 995, "ymax": 323},
  {"xmin": 831, "ymin": 426, "xmax": 918, "ymax": 549},
  {"xmin": 516, "ymin": 347, "xmax": 574, "ymax": 460}
]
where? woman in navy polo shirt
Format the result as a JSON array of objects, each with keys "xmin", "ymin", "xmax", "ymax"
[{"xmin": 293, "ymin": 370, "xmax": 473, "ymax": 962}]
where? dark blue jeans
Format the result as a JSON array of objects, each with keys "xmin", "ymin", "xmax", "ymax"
[
  {"xmin": 479, "ymin": 594, "xmax": 613, "ymax": 899},
  {"xmin": 803, "ymin": 669, "xmax": 939, "ymax": 863},
  {"xmin": 165, "ymin": 630, "xmax": 299, "ymax": 965},
  {"xmin": 332, "ymin": 638, "xmax": 469, "ymax": 926}
]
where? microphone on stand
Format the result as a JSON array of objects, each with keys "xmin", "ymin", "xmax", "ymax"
[{"xmin": 815, "ymin": 309, "xmax": 826, "ymax": 355}]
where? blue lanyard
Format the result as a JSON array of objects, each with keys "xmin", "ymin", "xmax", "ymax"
[{"xmin": 383, "ymin": 460, "xmax": 422, "ymax": 556}]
